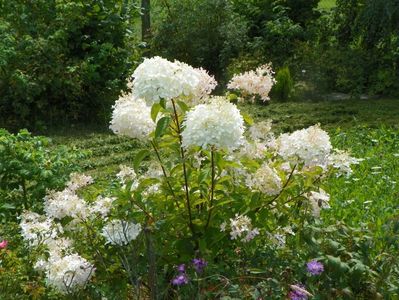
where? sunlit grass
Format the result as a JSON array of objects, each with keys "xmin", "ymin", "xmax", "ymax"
[{"xmin": 319, "ymin": 0, "xmax": 336, "ymax": 9}]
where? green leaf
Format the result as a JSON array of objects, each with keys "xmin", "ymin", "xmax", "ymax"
[
  {"xmin": 160, "ymin": 98, "xmax": 167, "ymax": 109},
  {"xmin": 177, "ymin": 100, "xmax": 190, "ymax": 112},
  {"xmin": 155, "ymin": 116, "xmax": 171, "ymax": 139},
  {"xmin": 133, "ymin": 149, "xmax": 150, "ymax": 173},
  {"xmin": 151, "ymin": 103, "xmax": 162, "ymax": 122},
  {"xmin": 241, "ymin": 112, "xmax": 254, "ymax": 126}
]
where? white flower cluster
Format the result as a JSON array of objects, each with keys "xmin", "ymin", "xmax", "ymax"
[
  {"xmin": 247, "ymin": 163, "xmax": 282, "ymax": 196},
  {"xmin": 221, "ymin": 214, "xmax": 259, "ymax": 243},
  {"xmin": 132, "ymin": 56, "xmax": 216, "ymax": 106},
  {"xmin": 110, "ymin": 97, "xmax": 155, "ymax": 140},
  {"xmin": 18, "ymin": 173, "xmax": 118, "ymax": 294},
  {"xmin": 328, "ymin": 150, "xmax": 360, "ymax": 176},
  {"xmin": 67, "ymin": 173, "xmax": 94, "ymax": 191},
  {"xmin": 44, "ymin": 189, "xmax": 88, "ymax": 220},
  {"xmin": 44, "ymin": 253, "xmax": 94, "ymax": 294},
  {"xmin": 182, "ymin": 97, "xmax": 245, "ymax": 151},
  {"xmin": 89, "ymin": 196, "xmax": 116, "ymax": 218},
  {"xmin": 116, "ymin": 164, "xmax": 137, "ymax": 185},
  {"xmin": 276, "ymin": 124, "xmax": 332, "ymax": 167},
  {"xmin": 306, "ymin": 189, "xmax": 330, "ymax": 217},
  {"xmin": 101, "ymin": 219, "xmax": 142, "ymax": 246},
  {"xmin": 227, "ymin": 64, "xmax": 275, "ymax": 102},
  {"xmin": 19, "ymin": 211, "xmax": 61, "ymax": 246},
  {"xmin": 249, "ymin": 120, "xmax": 273, "ymax": 141}
]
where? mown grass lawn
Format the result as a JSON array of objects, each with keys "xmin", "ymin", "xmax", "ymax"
[{"xmin": 48, "ymin": 98, "xmax": 399, "ymax": 180}]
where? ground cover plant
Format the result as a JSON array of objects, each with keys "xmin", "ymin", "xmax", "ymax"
[{"xmin": 1, "ymin": 57, "xmax": 399, "ymax": 300}]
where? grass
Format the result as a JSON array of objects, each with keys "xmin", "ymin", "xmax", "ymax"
[
  {"xmin": 318, "ymin": 0, "xmax": 336, "ymax": 10},
  {"xmin": 47, "ymin": 98, "xmax": 399, "ymax": 181}
]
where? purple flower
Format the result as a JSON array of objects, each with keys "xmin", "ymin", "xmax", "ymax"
[
  {"xmin": 192, "ymin": 258, "xmax": 207, "ymax": 273},
  {"xmin": 171, "ymin": 273, "xmax": 189, "ymax": 286},
  {"xmin": 177, "ymin": 264, "xmax": 186, "ymax": 273},
  {"xmin": 306, "ymin": 260, "xmax": 324, "ymax": 276},
  {"xmin": 289, "ymin": 284, "xmax": 309, "ymax": 300}
]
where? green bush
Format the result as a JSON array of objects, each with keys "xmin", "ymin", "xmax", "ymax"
[
  {"xmin": 0, "ymin": 129, "xmax": 85, "ymax": 217},
  {"xmin": 271, "ymin": 66, "xmax": 294, "ymax": 101},
  {"xmin": 0, "ymin": 0, "xmax": 139, "ymax": 129},
  {"xmin": 151, "ymin": 0, "xmax": 247, "ymax": 76}
]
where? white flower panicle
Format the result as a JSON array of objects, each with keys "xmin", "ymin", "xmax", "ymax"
[
  {"xmin": 44, "ymin": 189, "xmax": 88, "ymax": 220},
  {"xmin": 276, "ymin": 124, "xmax": 332, "ymax": 167},
  {"xmin": 221, "ymin": 214, "xmax": 259, "ymax": 243},
  {"xmin": 19, "ymin": 211, "xmax": 61, "ymax": 246},
  {"xmin": 239, "ymin": 139, "xmax": 267, "ymax": 159},
  {"xmin": 131, "ymin": 56, "xmax": 216, "ymax": 105},
  {"xmin": 182, "ymin": 97, "xmax": 245, "ymax": 151},
  {"xmin": 110, "ymin": 97, "xmax": 154, "ymax": 140},
  {"xmin": 116, "ymin": 165, "xmax": 137, "ymax": 185},
  {"xmin": 307, "ymin": 189, "xmax": 330, "ymax": 217},
  {"xmin": 227, "ymin": 64, "xmax": 275, "ymax": 102},
  {"xmin": 89, "ymin": 196, "xmax": 116, "ymax": 218},
  {"xmin": 67, "ymin": 173, "xmax": 93, "ymax": 191},
  {"xmin": 247, "ymin": 163, "xmax": 282, "ymax": 196},
  {"xmin": 249, "ymin": 120, "xmax": 273, "ymax": 141},
  {"xmin": 101, "ymin": 220, "xmax": 142, "ymax": 246},
  {"xmin": 45, "ymin": 253, "xmax": 94, "ymax": 294}
]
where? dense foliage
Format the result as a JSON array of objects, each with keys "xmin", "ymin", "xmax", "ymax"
[
  {"xmin": 0, "ymin": 0, "xmax": 139, "ymax": 129},
  {"xmin": 0, "ymin": 129, "xmax": 85, "ymax": 219}
]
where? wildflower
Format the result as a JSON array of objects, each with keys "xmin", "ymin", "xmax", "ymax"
[
  {"xmin": 182, "ymin": 97, "xmax": 244, "ymax": 151},
  {"xmin": 289, "ymin": 284, "xmax": 311, "ymax": 300},
  {"xmin": 177, "ymin": 264, "xmax": 186, "ymax": 273},
  {"xmin": 192, "ymin": 258, "xmax": 207, "ymax": 273},
  {"xmin": 171, "ymin": 273, "xmax": 189, "ymax": 286},
  {"xmin": 101, "ymin": 220, "xmax": 142, "ymax": 246},
  {"xmin": 110, "ymin": 97, "xmax": 154, "ymax": 140},
  {"xmin": 0, "ymin": 240, "xmax": 8, "ymax": 249},
  {"xmin": 306, "ymin": 260, "xmax": 324, "ymax": 275}
]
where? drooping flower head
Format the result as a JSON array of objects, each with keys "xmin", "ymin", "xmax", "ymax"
[
  {"xmin": 306, "ymin": 260, "xmax": 324, "ymax": 275},
  {"xmin": 110, "ymin": 97, "xmax": 154, "ymax": 140},
  {"xmin": 182, "ymin": 97, "xmax": 245, "ymax": 151}
]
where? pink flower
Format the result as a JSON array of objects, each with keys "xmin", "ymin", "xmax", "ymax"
[{"xmin": 0, "ymin": 240, "xmax": 8, "ymax": 249}]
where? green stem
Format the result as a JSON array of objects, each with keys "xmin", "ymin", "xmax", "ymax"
[
  {"xmin": 150, "ymin": 140, "xmax": 180, "ymax": 208},
  {"xmin": 171, "ymin": 99, "xmax": 196, "ymax": 238},
  {"xmin": 205, "ymin": 149, "xmax": 215, "ymax": 229}
]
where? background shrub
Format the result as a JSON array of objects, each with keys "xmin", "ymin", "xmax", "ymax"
[
  {"xmin": 0, "ymin": 129, "xmax": 85, "ymax": 218},
  {"xmin": 0, "ymin": 0, "xmax": 139, "ymax": 130}
]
